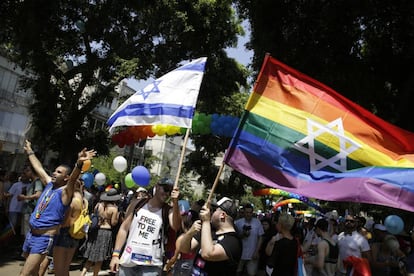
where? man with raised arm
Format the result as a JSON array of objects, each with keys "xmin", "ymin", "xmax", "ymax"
[
  {"xmin": 178, "ymin": 197, "xmax": 242, "ymax": 275},
  {"xmin": 20, "ymin": 140, "xmax": 96, "ymax": 276}
]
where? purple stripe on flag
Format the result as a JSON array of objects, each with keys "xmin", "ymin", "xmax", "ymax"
[{"xmin": 225, "ymin": 148, "xmax": 414, "ymax": 211}]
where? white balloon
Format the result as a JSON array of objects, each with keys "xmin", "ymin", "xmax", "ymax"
[
  {"xmin": 113, "ymin": 156, "xmax": 127, "ymax": 172},
  {"xmin": 95, "ymin": 172, "xmax": 106, "ymax": 186}
]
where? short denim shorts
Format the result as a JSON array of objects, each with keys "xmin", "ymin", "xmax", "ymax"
[{"xmin": 54, "ymin": 227, "xmax": 80, "ymax": 248}]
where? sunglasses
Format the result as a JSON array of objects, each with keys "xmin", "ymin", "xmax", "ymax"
[{"xmin": 159, "ymin": 184, "xmax": 172, "ymax": 193}]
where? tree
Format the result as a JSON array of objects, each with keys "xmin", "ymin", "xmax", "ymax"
[{"xmin": 0, "ymin": 0, "xmax": 247, "ymax": 165}]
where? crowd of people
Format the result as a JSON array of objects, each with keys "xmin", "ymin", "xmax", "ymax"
[{"xmin": 1, "ymin": 141, "xmax": 414, "ymax": 276}]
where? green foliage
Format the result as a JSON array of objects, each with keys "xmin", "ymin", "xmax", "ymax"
[
  {"xmin": 89, "ymin": 152, "xmax": 126, "ymax": 186},
  {"xmin": 0, "ymin": 0, "xmax": 246, "ymax": 165},
  {"xmin": 239, "ymin": 193, "xmax": 264, "ymax": 213}
]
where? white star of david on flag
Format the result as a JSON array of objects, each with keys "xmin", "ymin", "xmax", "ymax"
[{"xmin": 294, "ymin": 118, "xmax": 361, "ymax": 172}]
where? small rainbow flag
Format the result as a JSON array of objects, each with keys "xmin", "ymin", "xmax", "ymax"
[
  {"xmin": 224, "ymin": 54, "xmax": 414, "ymax": 211},
  {"xmin": 0, "ymin": 222, "xmax": 15, "ymax": 243}
]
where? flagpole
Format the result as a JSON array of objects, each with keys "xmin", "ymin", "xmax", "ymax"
[
  {"xmin": 173, "ymin": 128, "xmax": 191, "ymax": 189},
  {"xmin": 206, "ymin": 162, "xmax": 225, "ymax": 207}
]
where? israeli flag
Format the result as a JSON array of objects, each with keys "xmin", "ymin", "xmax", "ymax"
[{"xmin": 107, "ymin": 57, "xmax": 207, "ymax": 132}]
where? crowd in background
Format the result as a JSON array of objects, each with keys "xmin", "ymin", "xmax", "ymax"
[{"xmin": 1, "ymin": 147, "xmax": 414, "ymax": 275}]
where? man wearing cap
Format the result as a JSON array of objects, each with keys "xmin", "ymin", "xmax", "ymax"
[
  {"xmin": 178, "ymin": 197, "xmax": 242, "ymax": 275},
  {"xmin": 337, "ymin": 214, "xmax": 372, "ymax": 275},
  {"xmin": 110, "ymin": 177, "xmax": 181, "ymax": 275},
  {"xmin": 136, "ymin": 187, "xmax": 149, "ymax": 200}
]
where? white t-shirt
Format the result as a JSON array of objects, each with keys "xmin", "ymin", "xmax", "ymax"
[
  {"xmin": 8, "ymin": 181, "xmax": 30, "ymax": 213},
  {"xmin": 337, "ymin": 231, "xmax": 370, "ymax": 273},
  {"xmin": 235, "ymin": 217, "xmax": 264, "ymax": 260}
]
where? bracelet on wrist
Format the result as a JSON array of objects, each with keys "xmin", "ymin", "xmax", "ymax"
[
  {"xmin": 27, "ymin": 151, "xmax": 35, "ymax": 156},
  {"xmin": 112, "ymin": 252, "xmax": 120, "ymax": 257}
]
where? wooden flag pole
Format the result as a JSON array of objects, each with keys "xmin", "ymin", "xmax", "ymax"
[
  {"xmin": 174, "ymin": 128, "xmax": 191, "ymax": 189},
  {"xmin": 206, "ymin": 162, "xmax": 226, "ymax": 207}
]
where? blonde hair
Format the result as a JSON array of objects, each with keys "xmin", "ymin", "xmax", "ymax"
[{"xmin": 278, "ymin": 213, "xmax": 295, "ymax": 231}]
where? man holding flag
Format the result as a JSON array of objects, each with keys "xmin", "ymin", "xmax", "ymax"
[{"xmin": 107, "ymin": 58, "xmax": 207, "ymax": 275}]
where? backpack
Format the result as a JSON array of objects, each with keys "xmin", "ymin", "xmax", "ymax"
[
  {"xmin": 69, "ymin": 198, "xmax": 91, "ymax": 239},
  {"xmin": 88, "ymin": 205, "xmax": 99, "ymax": 233}
]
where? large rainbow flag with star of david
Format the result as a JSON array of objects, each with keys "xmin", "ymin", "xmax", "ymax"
[{"xmin": 224, "ymin": 54, "xmax": 414, "ymax": 211}]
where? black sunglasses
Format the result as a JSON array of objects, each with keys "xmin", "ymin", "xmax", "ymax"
[{"xmin": 160, "ymin": 184, "xmax": 172, "ymax": 193}]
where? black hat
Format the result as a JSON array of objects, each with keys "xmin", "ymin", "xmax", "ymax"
[
  {"xmin": 158, "ymin": 177, "xmax": 173, "ymax": 186},
  {"xmin": 211, "ymin": 197, "xmax": 237, "ymax": 219},
  {"xmin": 100, "ymin": 188, "xmax": 121, "ymax": 202},
  {"xmin": 315, "ymin": 218, "xmax": 329, "ymax": 231}
]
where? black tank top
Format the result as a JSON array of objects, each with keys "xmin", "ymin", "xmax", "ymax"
[{"xmin": 323, "ymin": 238, "xmax": 339, "ymax": 264}]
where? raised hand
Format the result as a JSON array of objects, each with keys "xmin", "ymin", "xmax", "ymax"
[{"xmin": 78, "ymin": 148, "xmax": 97, "ymax": 163}]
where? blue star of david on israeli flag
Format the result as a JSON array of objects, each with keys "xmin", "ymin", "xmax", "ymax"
[
  {"xmin": 294, "ymin": 118, "xmax": 361, "ymax": 172},
  {"xmin": 107, "ymin": 57, "xmax": 207, "ymax": 132},
  {"xmin": 137, "ymin": 80, "xmax": 162, "ymax": 100}
]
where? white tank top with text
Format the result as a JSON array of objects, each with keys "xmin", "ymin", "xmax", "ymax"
[{"xmin": 120, "ymin": 204, "xmax": 163, "ymax": 267}]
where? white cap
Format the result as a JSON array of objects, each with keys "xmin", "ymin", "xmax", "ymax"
[{"xmin": 136, "ymin": 187, "xmax": 148, "ymax": 193}]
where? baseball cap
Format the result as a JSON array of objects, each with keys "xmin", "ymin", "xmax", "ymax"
[
  {"xmin": 157, "ymin": 178, "xmax": 174, "ymax": 192},
  {"xmin": 136, "ymin": 187, "xmax": 148, "ymax": 193},
  {"xmin": 158, "ymin": 177, "xmax": 173, "ymax": 186},
  {"xmin": 374, "ymin": 224, "xmax": 387, "ymax": 231},
  {"xmin": 211, "ymin": 197, "xmax": 237, "ymax": 219}
]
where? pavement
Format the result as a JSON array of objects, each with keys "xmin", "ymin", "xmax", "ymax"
[{"xmin": 0, "ymin": 236, "xmax": 111, "ymax": 275}]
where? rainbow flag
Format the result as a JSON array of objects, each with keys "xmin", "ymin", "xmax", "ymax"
[
  {"xmin": 224, "ymin": 55, "xmax": 414, "ymax": 211},
  {"xmin": 0, "ymin": 223, "xmax": 15, "ymax": 244}
]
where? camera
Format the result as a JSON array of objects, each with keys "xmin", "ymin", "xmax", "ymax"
[
  {"xmin": 243, "ymin": 225, "xmax": 252, "ymax": 231},
  {"xmin": 242, "ymin": 224, "xmax": 252, "ymax": 238}
]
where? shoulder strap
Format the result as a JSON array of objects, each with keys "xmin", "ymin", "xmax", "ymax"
[
  {"xmin": 82, "ymin": 198, "xmax": 89, "ymax": 214},
  {"xmin": 133, "ymin": 198, "xmax": 150, "ymax": 215},
  {"xmin": 323, "ymin": 238, "xmax": 331, "ymax": 245}
]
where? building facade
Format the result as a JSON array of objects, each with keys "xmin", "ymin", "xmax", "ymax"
[{"xmin": 0, "ymin": 55, "xmax": 33, "ymax": 171}]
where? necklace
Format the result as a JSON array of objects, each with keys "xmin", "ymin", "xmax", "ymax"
[{"xmin": 35, "ymin": 186, "xmax": 56, "ymax": 219}]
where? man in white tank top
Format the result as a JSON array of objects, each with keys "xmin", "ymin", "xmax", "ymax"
[{"xmin": 110, "ymin": 178, "xmax": 181, "ymax": 276}]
